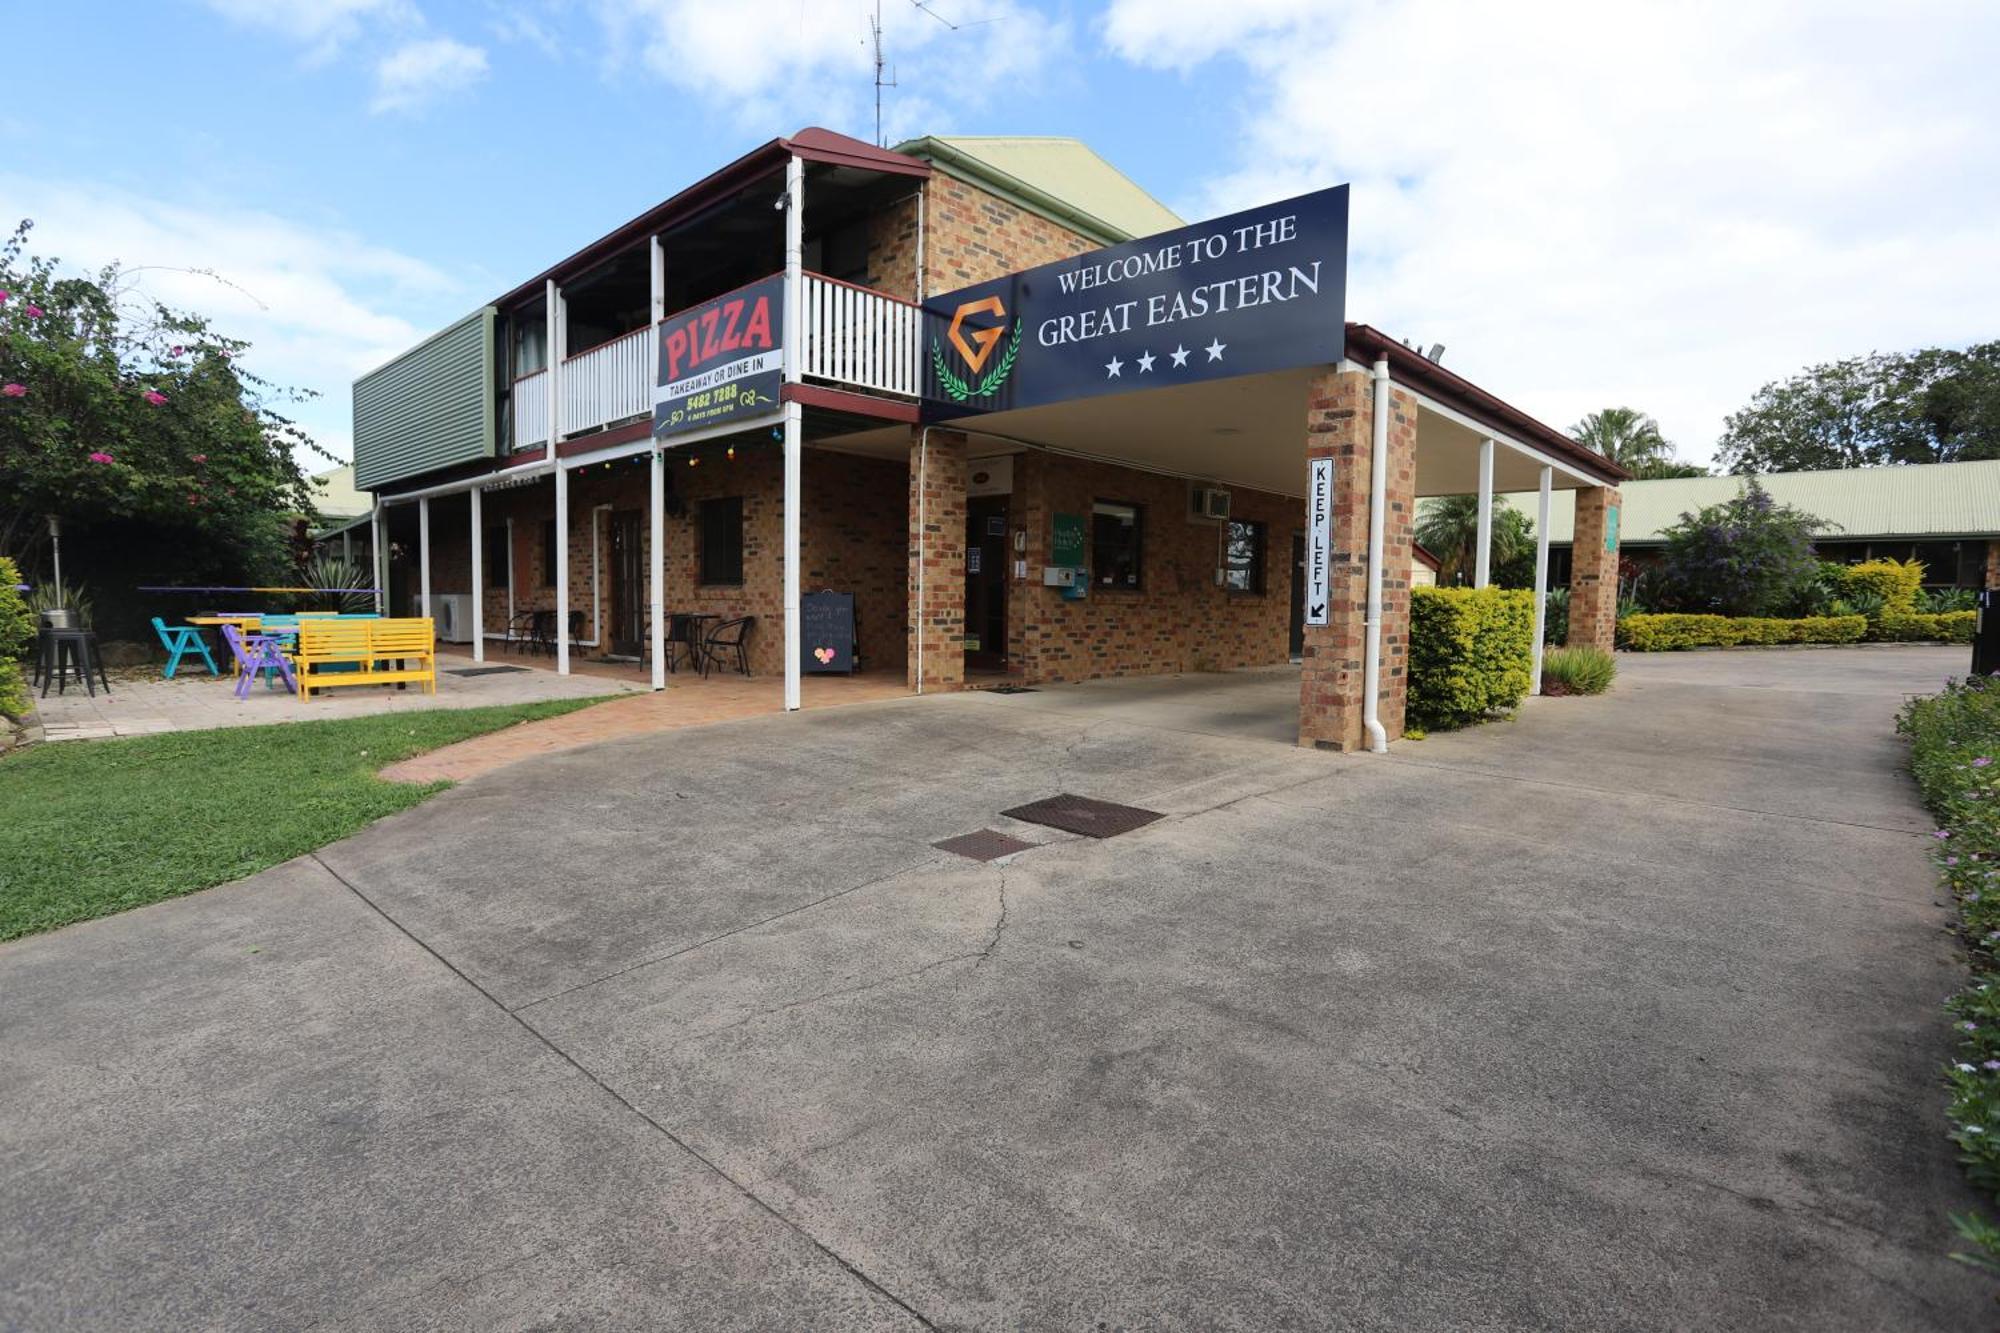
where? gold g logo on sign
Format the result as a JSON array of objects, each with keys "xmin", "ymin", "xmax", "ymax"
[{"xmin": 947, "ymin": 295, "xmax": 1008, "ymax": 373}]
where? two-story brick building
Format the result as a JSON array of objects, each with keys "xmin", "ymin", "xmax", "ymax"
[{"xmin": 353, "ymin": 128, "xmax": 1625, "ymax": 752}]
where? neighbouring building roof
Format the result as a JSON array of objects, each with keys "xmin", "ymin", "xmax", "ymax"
[
  {"xmin": 1503, "ymin": 459, "xmax": 2000, "ymax": 544},
  {"xmin": 310, "ymin": 464, "xmax": 372, "ymax": 521},
  {"xmin": 897, "ymin": 135, "xmax": 1184, "ymax": 244}
]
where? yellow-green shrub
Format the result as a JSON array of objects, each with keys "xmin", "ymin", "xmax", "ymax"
[
  {"xmin": 1840, "ymin": 558, "xmax": 1925, "ymax": 614},
  {"xmin": 1617, "ymin": 613, "xmax": 1868, "ymax": 651},
  {"xmin": 0, "ymin": 557, "xmax": 31, "ymax": 719},
  {"xmin": 1408, "ymin": 587, "xmax": 1534, "ymax": 730},
  {"xmin": 1876, "ymin": 610, "xmax": 1977, "ymax": 643}
]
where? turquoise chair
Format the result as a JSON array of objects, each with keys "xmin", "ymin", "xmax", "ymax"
[{"xmin": 152, "ymin": 617, "xmax": 219, "ymax": 679}]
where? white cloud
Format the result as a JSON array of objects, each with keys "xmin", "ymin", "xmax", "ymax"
[
  {"xmin": 371, "ymin": 37, "xmax": 491, "ymax": 113},
  {"xmin": 0, "ymin": 176, "xmax": 472, "ymax": 465},
  {"xmin": 1102, "ymin": 0, "xmax": 2000, "ymax": 466},
  {"xmin": 590, "ymin": 0, "xmax": 1067, "ymax": 141},
  {"xmin": 202, "ymin": 0, "xmax": 418, "ymax": 59}
]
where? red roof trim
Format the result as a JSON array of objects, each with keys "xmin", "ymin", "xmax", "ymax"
[
  {"xmin": 495, "ymin": 128, "xmax": 927, "ymax": 310},
  {"xmin": 1344, "ymin": 323, "xmax": 1628, "ymax": 486},
  {"xmin": 783, "ymin": 382, "xmax": 920, "ymax": 423},
  {"xmin": 1413, "ymin": 542, "xmax": 1442, "ymax": 572}
]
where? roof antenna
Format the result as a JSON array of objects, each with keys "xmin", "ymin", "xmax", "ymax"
[{"xmin": 870, "ymin": 1, "xmax": 896, "ymax": 147}]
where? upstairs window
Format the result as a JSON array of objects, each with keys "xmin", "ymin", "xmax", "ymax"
[
  {"xmin": 1092, "ymin": 500, "xmax": 1143, "ymax": 589},
  {"xmin": 701, "ymin": 496, "xmax": 745, "ymax": 586}
]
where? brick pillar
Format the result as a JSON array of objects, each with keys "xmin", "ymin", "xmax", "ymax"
[
  {"xmin": 1985, "ymin": 540, "xmax": 2000, "ymax": 591},
  {"xmin": 1568, "ymin": 485, "xmax": 1623, "ymax": 652},
  {"xmin": 908, "ymin": 429, "xmax": 968, "ymax": 692},
  {"xmin": 1298, "ymin": 367, "xmax": 1417, "ymax": 750}
]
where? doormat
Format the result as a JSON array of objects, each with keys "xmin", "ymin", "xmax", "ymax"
[
  {"xmin": 986, "ymin": 685, "xmax": 1039, "ymax": 694},
  {"xmin": 1000, "ymin": 793, "xmax": 1163, "ymax": 839},
  {"xmin": 933, "ymin": 829, "xmax": 1037, "ymax": 862},
  {"xmin": 446, "ymin": 666, "xmax": 530, "ymax": 677}
]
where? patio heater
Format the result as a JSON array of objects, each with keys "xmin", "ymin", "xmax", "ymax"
[{"xmin": 46, "ymin": 514, "xmax": 62, "ymax": 597}]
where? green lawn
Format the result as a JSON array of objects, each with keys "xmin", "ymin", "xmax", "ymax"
[{"xmin": 0, "ymin": 698, "xmax": 608, "ymax": 942}]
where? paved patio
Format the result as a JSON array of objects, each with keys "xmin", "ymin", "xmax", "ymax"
[{"xmin": 0, "ymin": 645, "xmax": 1987, "ymax": 1328}]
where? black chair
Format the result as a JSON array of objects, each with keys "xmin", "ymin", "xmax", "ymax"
[
  {"xmin": 567, "ymin": 610, "xmax": 587, "ymax": 658},
  {"xmin": 664, "ymin": 614, "xmax": 703, "ymax": 676},
  {"xmin": 703, "ymin": 616, "xmax": 754, "ymax": 678},
  {"xmin": 529, "ymin": 610, "xmax": 557, "ymax": 658},
  {"xmin": 506, "ymin": 611, "xmax": 538, "ymax": 655}
]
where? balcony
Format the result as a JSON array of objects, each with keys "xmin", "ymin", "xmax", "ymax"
[{"xmin": 511, "ymin": 273, "xmax": 920, "ymax": 452}]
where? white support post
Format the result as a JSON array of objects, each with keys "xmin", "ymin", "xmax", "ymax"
[
  {"xmin": 649, "ymin": 235, "xmax": 666, "ymax": 325},
  {"xmin": 650, "ymin": 447, "xmax": 666, "ymax": 691},
  {"xmin": 556, "ymin": 464, "xmax": 571, "ymax": 675},
  {"xmin": 371, "ymin": 503, "xmax": 387, "ymax": 616},
  {"xmin": 469, "ymin": 487, "xmax": 485, "ymax": 663},
  {"xmin": 505, "ymin": 517, "xmax": 516, "ymax": 640},
  {"xmin": 1475, "ymin": 438, "xmax": 1495, "ymax": 589},
  {"xmin": 781, "ymin": 153, "xmax": 805, "ymax": 713},
  {"xmin": 418, "ymin": 495, "xmax": 432, "ymax": 620},
  {"xmin": 341, "ymin": 528, "xmax": 352, "ymax": 570},
  {"xmin": 1531, "ymin": 465, "xmax": 1552, "ymax": 695}
]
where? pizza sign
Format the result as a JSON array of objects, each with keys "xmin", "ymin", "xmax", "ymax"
[{"xmin": 654, "ymin": 274, "xmax": 784, "ymax": 440}]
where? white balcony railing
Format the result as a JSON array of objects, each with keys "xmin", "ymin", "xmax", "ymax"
[
  {"xmin": 508, "ymin": 274, "xmax": 919, "ymax": 453},
  {"xmin": 798, "ymin": 272, "xmax": 922, "ymax": 398},
  {"xmin": 512, "ymin": 367, "xmax": 548, "ymax": 450},
  {"xmin": 561, "ymin": 324, "xmax": 653, "ymax": 437}
]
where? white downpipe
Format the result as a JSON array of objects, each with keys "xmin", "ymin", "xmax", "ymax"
[
  {"xmin": 913, "ymin": 426, "xmax": 932, "ymax": 695},
  {"xmin": 590, "ymin": 503, "xmax": 611, "ymax": 651},
  {"xmin": 1475, "ymin": 438, "xmax": 1494, "ymax": 589},
  {"xmin": 550, "ymin": 278, "xmax": 569, "ymax": 675},
  {"xmin": 469, "ymin": 487, "xmax": 485, "ymax": 663},
  {"xmin": 341, "ymin": 528, "xmax": 352, "ymax": 570},
  {"xmin": 782, "ymin": 153, "xmax": 805, "ymax": 713},
  {"xmin": 650, "ymin": 447, "xmax": 666, "ymax": 691},
  {"xmin": 1531, "ymin": 465, "xmax": 1552, "ymax": 694},
  {"xmin": 1363, "ymin": 356, "xmax": 1390, "ymax": 755},
  {"xmin": 371, "ymin": 502, "xmax": 387, "ymax": 616},
  {"xmin": 914, "ymin": 182, "xmax": 926, "ymax": 301},
  {"xmin": 418, "ymin": 495, "xmax": 432, "ymax": 621},
  {"xmin": 505, "ymin": 517, "xmax": 516, "ymax": 641}
]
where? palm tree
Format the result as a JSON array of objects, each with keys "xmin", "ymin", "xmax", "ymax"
[
  {"xmin": 1416, "ymin": 494, "xmax": 1532, "ymax": 585},
  {"xmin": 1570, "ymin": 407, "xmax": 1702, "ymax": 478}
]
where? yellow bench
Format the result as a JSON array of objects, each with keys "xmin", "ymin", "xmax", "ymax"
[{"xmin": 296, "ymin": 618, "xmax": 437, "ymax": 700}]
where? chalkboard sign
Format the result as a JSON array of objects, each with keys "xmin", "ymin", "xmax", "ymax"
[{"xmin": 800, "ymin": 590, "xmax": 856, "ymax": 674}]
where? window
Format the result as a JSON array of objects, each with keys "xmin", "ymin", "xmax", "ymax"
[
  {"xmin": 1092, "ymin": 500, "xmax": 1143, "ymax": 589},
  {"xmin": 700, "ymin": 496, "xmax": 744, "ymax": 586},
  {"xmin": 1224, "ymin": 519, "xmax": 1266, "ymax": 593},
  {"xmin": 542, "ymin": 519, "xmax": 558, "ymax": 588},
  {"xmin": 484, "ymin": 526, "xmax": 509, "ymax": 587}
]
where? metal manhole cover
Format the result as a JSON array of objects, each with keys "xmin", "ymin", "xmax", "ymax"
[
  {"xmin": 933, "ymin": 829, "xmax": 1038, "ymax": 861},
  {"xmin": 1000, "ymin": 793, "xmax": 1164, "ymax": 839},
  {"xmin": 446, "ymin": 666, "xmax": 530, "ymax": 677}
]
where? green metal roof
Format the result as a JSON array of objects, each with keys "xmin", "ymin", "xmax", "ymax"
[
  {"xmin": 1502, "ymin": 460, "xmax": 2000, "ymax": 544},
  {"xmin": 896, "ymin": 135, "xmax": 1183, "ymax": 244}
]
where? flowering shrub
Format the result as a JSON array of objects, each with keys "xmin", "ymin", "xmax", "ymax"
[
  {"xmin": 1617, "ymin": 612, "xmax": 1867, "ymax": 650},
  {"xmin": 1655, "ymin": 476, "xmax": 1828, "ymax": 616},
  {"xmin": 1897, "ymin": 675, "xmax": 2000, "ymax": 1274}
]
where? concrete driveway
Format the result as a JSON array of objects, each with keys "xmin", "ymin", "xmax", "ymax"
[{"xmin": 0, "ymin": 646, "xmax": 1988, "ymax": 1329}]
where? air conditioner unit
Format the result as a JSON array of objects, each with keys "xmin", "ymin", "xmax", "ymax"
[
  {"xmin": 430, "ymin": 593, "xmax": 471, "ymax": 642},
  {"xmin": 1190, "ymin": 486, "xmax": 1232, "ymax": 521}
]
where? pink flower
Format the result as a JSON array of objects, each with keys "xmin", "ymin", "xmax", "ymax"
[
  {"xmin": 1, "ymin": 383, "xmax": 24, "ymax": 398},
  {"xmin": 169, "ymin": 345, "xmax": 184, "ymax": 357},
  {"xmin": 142, "ymin": 390, "xmax": 168, "ymax": 406},
  {"xmin": 24, "ymin": 304, "xmax": 42, "ymax": 319},
  {"xmin": 88, "ymin": 451, "xmax": 114, "ymax": 464},
  {"xmin": 0, "ymin": 289, "xmax": 8, "ymax": 303},
  {"xmin": 191, "ymin": 453, "xmax": 208, "ymax": 464}
]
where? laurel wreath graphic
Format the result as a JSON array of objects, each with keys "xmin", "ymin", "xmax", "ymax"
[{"xmin": 930, "ymin": 320, "xmax": 1022, "ymax": 403}]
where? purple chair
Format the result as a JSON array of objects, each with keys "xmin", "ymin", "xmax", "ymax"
[{"xmin": 220, "ymin": 624, "xmax": 298, "ymax": 699}]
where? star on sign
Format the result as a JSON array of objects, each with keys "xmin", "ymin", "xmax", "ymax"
[
  {"xmin": 1105, "ymin": 355, "xmax": 1124, "ymax": 378},
  {"xmin": 1204, "ymin": 338, "xmax": 1227, "ymax": 362},
  {"xmin": 1169, "ymin": 345, "xmax": 1190, "ymax": 367},
  {"xmin": 1136, "ymin": 350, "xmax": 1156, "ymax": 373}
]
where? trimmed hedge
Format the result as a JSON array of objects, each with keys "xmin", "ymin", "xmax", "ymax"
[
  {"xmin": 1618, "ymin": 612, "xmax": 1868, "ymax": 651},
  {"xmin": 0, "ymin": 557, "xmax": 31, "ymax": 720},
  {"xmin": 1408, "ymin": 586, "xmax": 1534, "ymax": 731},
  {"xmin": 1877, "ymin": 610, "xmax": 1978, "ymax": 644}
]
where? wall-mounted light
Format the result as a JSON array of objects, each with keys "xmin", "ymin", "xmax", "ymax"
[{"xmin": 726, "ymin": 445, "xmax": 736, "ymax": 461}]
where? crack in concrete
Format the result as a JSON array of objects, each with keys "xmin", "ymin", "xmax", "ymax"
[{"xmin": 975, "ymin": 873, "xmax": 1009, "ymax": 966}]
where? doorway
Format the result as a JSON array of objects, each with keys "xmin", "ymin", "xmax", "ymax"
[
  {"xmin": 965, "ymin": 495, "xmax": 1010, "ymax": 672},
  {"xmin": 609, "ymin": 509, "xmax": 645, "ymax": 658},
  {"xmin": 1289, "ymin": 533, "xmax": 1306, "ymax": 660}
]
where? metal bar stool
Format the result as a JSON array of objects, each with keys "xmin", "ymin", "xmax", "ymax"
[{"xmin": 40, "ymin": 627, "xmax": 111, "ymax": 698}]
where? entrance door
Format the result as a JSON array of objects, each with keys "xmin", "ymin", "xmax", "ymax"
[
  {"xmin": 609, "ymin": 509, "xmax": 645, "ymax": 658},
  {"xmin": 1289, "ymin": 533, "xmax": 1306, "ymax": 659},
  {"xmin": 965, "ymin": 496, "xmax": 1009, "ymax": 672}
]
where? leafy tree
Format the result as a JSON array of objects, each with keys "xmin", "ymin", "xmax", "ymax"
[
  {"xmin": 1571, "ymin": 406, "xmax": 1705, "ymax": 478},
  {"xmin": 0, "ymin": 219, "xmax": 322, "ymax": 583},
  {"xmin": 1717, "ymin": 342, "xmax": 2000, "ymax": 472},
  {"xmin": 1416, "ymin": 494, "xmax": 1536, "ymax": 587},
  {"xmin": 1654, "ymin": 476, "xmax": 1829, "ymax": 616}
]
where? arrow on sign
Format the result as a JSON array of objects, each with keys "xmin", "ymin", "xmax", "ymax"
[{"xmin": 1308, "ymin": 603, "xmax": 1326, "ymax": 620}]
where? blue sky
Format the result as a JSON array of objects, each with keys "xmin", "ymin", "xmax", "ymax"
[{"xmin": 7, "ymin": 1, "xmax": 1998, "ymax": 472}]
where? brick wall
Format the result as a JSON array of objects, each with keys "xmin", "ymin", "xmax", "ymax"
[
  {"xmin": 1987, "ymin": 540, "xmax": 2000, "ymax": 591},
  {"xmin": 1568, "ymin": 486, "xmax": 1622, "ymax": 652},
  {"xmin": 908, "ymin": 430, "xmax": 968, "ymax": 691},
  {"xmin": 413, "ymin": 445, "xmax": 909, "ymax": 677},
  {"xmin": 863, "ymin": 172, "xmax": 1101, "ymax": 303},
  {"xmin": 1001, "ymin": 451, "xmax": 1296, "ymax": 684}
]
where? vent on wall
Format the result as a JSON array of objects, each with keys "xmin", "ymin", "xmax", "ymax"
[{"xmin": 1189, "ymin": 486, "xmax": 1232, "ymax": 522}]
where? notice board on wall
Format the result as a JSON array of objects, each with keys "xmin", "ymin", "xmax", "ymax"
[{"xmin": 801, "ymin": 590, "xmax": 856, "ymax": 674}]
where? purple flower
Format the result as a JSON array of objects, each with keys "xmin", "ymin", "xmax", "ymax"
[
  {"xmin": 1949, "ymin": 856, "xmax": 1960, "ymax": 866},
  {"xmin": 1984, "ymin": 1060, "xmax": 2000, "ymax": 1071},
  {"xmin": 1965, "ymin": 1021, "xmax": 1980, "ymax": 1032},
  {"xmin": 1937, "ymin": 830, "xmax": 1954, "ymax": 840},
  {"xmin": 1977, "ymin": 758, "xmax": 1993, "ymax": 768}
]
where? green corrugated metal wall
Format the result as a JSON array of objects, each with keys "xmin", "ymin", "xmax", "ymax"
[{"xmin": 351, "ymin": 307, "xmax": 497, "ymax": 490}]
